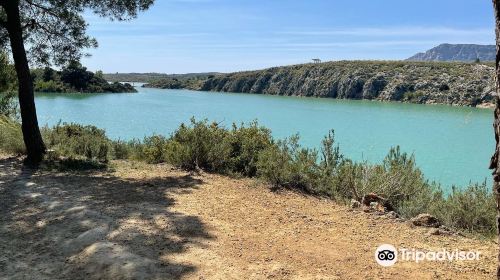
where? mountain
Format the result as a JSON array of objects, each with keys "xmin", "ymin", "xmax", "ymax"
[
  {"xmin": 406, "ymin": 44, "xmax": 495, "ymax": 62},
  {"xmin": 144, "ymin": 61, "xmax": 495, "ymax": 108}
]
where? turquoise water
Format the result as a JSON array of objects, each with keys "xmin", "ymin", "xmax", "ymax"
[{"xmin": 35, "ymin": 87, "xmax": 493, "ymax": 189}]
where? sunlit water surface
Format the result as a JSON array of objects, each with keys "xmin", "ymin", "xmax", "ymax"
[{"xmin": 35, "ymin": 87, "xmax": 494, "ymax": 190}]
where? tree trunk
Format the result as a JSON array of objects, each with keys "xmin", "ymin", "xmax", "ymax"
[
  {"xmin": 491, "ymin": 1, "xmax": 500, "ymax": 278},
  {"xmin": 3, "ymin": 1, "xmax": 45, "ymax": 165}
]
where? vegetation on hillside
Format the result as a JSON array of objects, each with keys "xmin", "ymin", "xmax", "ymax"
[
  {"xmin": 142, "ymin": 76, "xmax": 208, "ymax": 90},
  {"xmin": 145, "ymin": 61, "xmax": 495, "ymax": 107},
  {"xmin": 105, "ymin": 72, "xmax": 218, "ymax": 83}
]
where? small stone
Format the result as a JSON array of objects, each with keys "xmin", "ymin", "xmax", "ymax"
[
  {"xmin": 385, "ymin": 211, "xmax": 399, "ymax": 219},
  {"xmin": 427, "ymin": 228, "xmax": 441, "ymax": 236},
  {"xmin": 362, "ymin": 206, "xmax": 373, "ymax": 213},
  {"xmin": 350, "ymin": 199, "xmax": 361, "ymax": 208}
]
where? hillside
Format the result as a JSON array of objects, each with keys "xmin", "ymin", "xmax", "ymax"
[
  {"xmin": 159, "ymin": 61, "xmax": 495, "ymax": 107},
  {"xmin": 104, "ymin": 72, "xmax": 218, "ymax": 83},
  {"xmin": 0, "ymin": 156, "xmax": 495, "ymax": 279},
  {"xmin": 407, "ymin": 44, "xmax": 495, "ymax": 62}
]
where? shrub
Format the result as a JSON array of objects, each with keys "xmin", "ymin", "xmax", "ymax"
[
  {"xmin": 257, "ymin": 134, "xmax": 320, "ymax": 192},
  {"xmin": 257, "ymin": 136, "xmax": 296, "ymax": 187},
  {"xmin": 225, "ymin": 121, "xmax": 272, "ymax": 176},
  {"xmin": 166, "ymin": 118, "xmax": 231, "ymax": 171},
  {"xmin": 432, "ymin": 183, "xmax": 496, "ymax": 235},
  {"xmin": 163, "ymin": 118, "xmax": 272, "ymax": 175},
  {"xmin": 356, "ymin": 147, "xmax": 436, "ymax": 212},
  {"xmin": 43, "ymin": 123, "xmax": 110, "ymax": 163},
  {"xmin": 111, "ymin": 139, "xmax": 132, "ymax": 160},
  {"xmin": 141, "ymin": 135, "xmax": 169, "ymax": 164},
  {"xmin": 35, "ymin": 80, "xmax": 66, "ymax": 93},
  {"xmin": 0, "ymin": 116, "xmax": 25, "ymax": 154}
]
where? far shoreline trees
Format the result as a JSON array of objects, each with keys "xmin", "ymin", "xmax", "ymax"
[{"xmin": 33, "ymin": 62, "xmax": 136, "ymax": 94}]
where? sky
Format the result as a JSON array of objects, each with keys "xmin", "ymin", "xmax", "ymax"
[{"xmin": 82, "ymin": 0, "xmax": 495, "ymax": 74}]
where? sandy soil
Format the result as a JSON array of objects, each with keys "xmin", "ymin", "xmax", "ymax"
[{"xmin": 0, "ymin": 155, "xmax": 497, "ymax": 279}]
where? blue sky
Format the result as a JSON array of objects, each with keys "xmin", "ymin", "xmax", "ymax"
[{"xmin": 82, "ymin": 0, "xmax": 494, "ymax": 73}]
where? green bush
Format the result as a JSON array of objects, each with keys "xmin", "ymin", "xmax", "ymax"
[
  {"xmin": 257, "ymin": 135, "xmax": 320, "ymax": 192},
  {"xmin": 166, "ymin": 119, "xmax": 231, "ymax": 171},
  {"xmin": 432, "ymin": 183, "xmax": 496, "ymax": 235},
  {"xmin": 355, "ymin": 147, "xmax": 438, "ymax": 212},
  {"xmin": 165, "ymin": 118, "xmax": 273, "ymax": 175},
  {"xmin": 224, "ymin": 121, "xmax": 272, "ymax": 176},
  {"xmin": 111, "ymin": 139, "xmax": 133, "ymax": 160},
  {"xmin": 0, "ymin": 116, "xmax": 25, "ymax": 154},
  {"xmin": 34, "ymin": 80, "xmax": 66, "ymax": 93},
  {"xmin": 141, "ymin": 135, "xmax": 169, "ymax": 164},
  {"xmin": 43, "ymin": 123, "xmax": 110, "ymax": 163}
]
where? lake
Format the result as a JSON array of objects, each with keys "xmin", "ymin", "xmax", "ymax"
[{"xmin": 35, "ymin": 87, "xmax": 494, "ymax": 189}]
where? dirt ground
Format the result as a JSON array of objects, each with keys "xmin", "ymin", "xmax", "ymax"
[{"xmin": 0, "ymin": 155, "xmax": 497, "ymax": 279}]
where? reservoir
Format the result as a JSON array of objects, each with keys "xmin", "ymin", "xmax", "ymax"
[{"xmin": 35, "ymin": 87, "xmax": 493, "ymax": 189}]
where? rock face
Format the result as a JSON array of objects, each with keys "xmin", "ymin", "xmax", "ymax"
[
  {"xmin": 407, "ymin": 44, "xmax": 495, "ymax": 62},
  {"xmin": 198, "ymin": 61, "xmax": 495, "ymax": 107}
]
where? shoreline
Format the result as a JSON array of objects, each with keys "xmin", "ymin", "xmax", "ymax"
[{"xmin": 141, "ymin": 84, "xmax": 496, "ymax": 109}]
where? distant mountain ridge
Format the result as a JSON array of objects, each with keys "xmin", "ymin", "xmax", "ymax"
[{"xmin": 406, "ymin": 44, "xmax": 495, "ymax": 62}]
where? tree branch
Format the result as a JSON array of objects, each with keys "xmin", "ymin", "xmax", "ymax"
[{"xmin": 24, "ymin": 0, "xmax": 59, "ymax": 18}]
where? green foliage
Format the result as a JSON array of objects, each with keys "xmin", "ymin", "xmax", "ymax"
[
  {"xmin": 359, "ymin": 147, "xmax": 434, "ymax": 210},
  {"xmin": 432, "ymin": 183, "xmax": 496, "ymax": 235},
  {"xmin": 0, "ymin": 52, "xmax": 16, "ymax": 93},
  {"xmin": 166, "ymin": 119, "xmax": 231, "ymax": 171},
  {"xmin": 42, "ymin": 123, "xmax": 110, "ymax": 163},
  {"xmin": 226, "ymin": 122, "xmax": 273, "ymax": 176},
  {"xmin": 111, "ymin": 140, "xmax": 133, "ymax": 160},
  {"xmin": 257, "ymin": 135, "xmax": 320, "ymax": 192},
  {"xmin": 0, "ymin": 92, "xmax": 18, "ymax": 119},
  {"xmin": 165, "ymin": 119, "xmax": 273, "ymax": 175},
  {"xmin": 141, "ymin": 135, "xmax": 169, "ymax": 164},
  {"xmin": 104, "ymin": 72, "xmax": 218, "ymax": 83},
  {"xmin": 34, "ymin": 80, "xmax": 67, "ymax": 93},
  {"xmin": 0, "ymin": 1, "xmax": 154, "ymax": 66},
  {"xmin": 0, "ymin": 116, "xmax": 25, "ymax": 154},
  {"xmin": 32, "ymin": 62, "xmax": 136, "ymax": 93},
  {"xmin": 143, "ymin": 76, "xmax": 208, "ymax": 90},
  {"xmin": 0, "ymin": 53, "xmax": 18, "ymax": 118}
]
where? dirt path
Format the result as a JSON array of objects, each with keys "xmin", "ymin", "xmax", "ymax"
[{"xmin": 0, "ymin": 156, "xmax": 496, "ymax": 279}]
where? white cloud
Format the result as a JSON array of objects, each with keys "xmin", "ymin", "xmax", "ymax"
[{"xmin": 279, "ymin": 26, "xmax": 493, "ymax": 37}]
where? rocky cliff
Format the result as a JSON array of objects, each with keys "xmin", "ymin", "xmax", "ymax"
[
  {"xmin": 194, "ymin": 61, "xmax": 494, "ymax": 107},
  {"xmin": 407, "ymin": 44, "xmax": 495, "ymax": 62}
]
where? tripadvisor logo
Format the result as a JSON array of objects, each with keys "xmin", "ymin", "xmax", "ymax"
[
  {"xmin": 375, "ymin": 244, "xmax": 398, "ymax": 267},
  {"xmin": 375, "ymin": 244, "xmax": 481, "ymax": 267}
]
